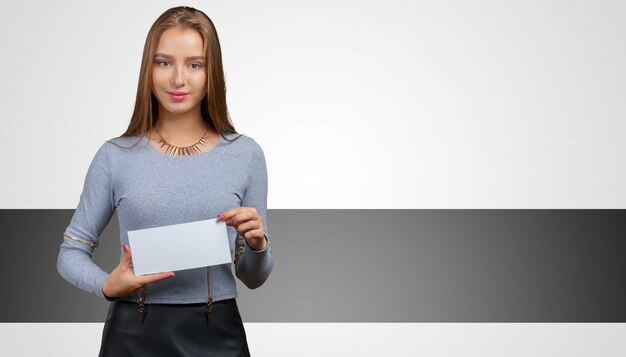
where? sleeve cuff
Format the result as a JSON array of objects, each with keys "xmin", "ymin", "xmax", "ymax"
[
  {"xmin": 103, "ymin": 289, "xmax": 119, "ymax": 301},
  {"xmin": 98, "ymin": 274, "xmax": 119, "ymax": 301}
]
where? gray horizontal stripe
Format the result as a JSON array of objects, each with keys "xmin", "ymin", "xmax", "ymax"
[{"xmin": 1, "ymin": 209, "xmax": 625, "ymax": 322}]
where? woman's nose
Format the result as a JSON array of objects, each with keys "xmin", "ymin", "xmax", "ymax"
[{"xmin": 172, "ymin": 66, "xmax": 186, "ymax": 86}]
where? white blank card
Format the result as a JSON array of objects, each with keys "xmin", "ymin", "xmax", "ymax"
[{"xmin": 127, "ymin": 218, "xmax": 232, "ymax": 275}]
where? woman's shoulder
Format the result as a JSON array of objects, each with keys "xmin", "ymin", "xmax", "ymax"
[
  {"xmin": 106, "ymin": 134, "xmax": 142, "ymax": 145},
  {"xmin": 103, "ymin": 135, "xmax": 145, "ymax": 153},
  {"xmin": 222, "ymin": 132, "xmax": 264, "ymax": 154}
]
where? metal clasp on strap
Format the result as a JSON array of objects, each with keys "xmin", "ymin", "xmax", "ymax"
[
  {"xmin": 206, "ymin": 266, "xmax": 213, "ymax": 324},
  {"xmin": 234, "ymin": 238, "xmax": 246, "ymax": 276},
  {"xmin": 138, "ymin": 287, "xmax": 147, "ymax": 323}
]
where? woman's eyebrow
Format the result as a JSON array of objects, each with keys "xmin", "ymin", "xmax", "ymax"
[{"xmin": 154, "ymin": 53, "xmax": 205, "ymax": 60}]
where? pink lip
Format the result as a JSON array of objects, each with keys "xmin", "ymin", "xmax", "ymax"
[{"xmin": 167, "ymin": 92, "xmax": 188, "ymax": 101}]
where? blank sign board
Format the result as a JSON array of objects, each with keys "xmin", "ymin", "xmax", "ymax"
[{"xmin": 127, "ymin": 218, "xmax": 232, "ymax": 275}]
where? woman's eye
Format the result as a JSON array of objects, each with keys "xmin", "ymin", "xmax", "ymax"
[
  {"xmin": 156, "ymin": 60, "xmax": 169, "ymax": 67},
  {"xmin": 190, "ymin": 63, "xmax": 202, "ymax": 70}
]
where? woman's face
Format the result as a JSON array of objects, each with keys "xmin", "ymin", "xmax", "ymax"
[{"xmin": 152, "ymin": 27, "xmax": 207, "ymax": 118}]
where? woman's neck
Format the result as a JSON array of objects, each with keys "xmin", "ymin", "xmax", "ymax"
[{"xmin": 155, "ymin": 111, "xmax": 212, "ymax": 144}]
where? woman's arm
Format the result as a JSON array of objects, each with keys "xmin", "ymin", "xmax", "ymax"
[
  {"xmin": 56, "ymin": 142, "xmax": 115, "ymax": 299},
  {"xmin": 229, "ymin": 142, "xmax": 274, "ymax": 289}
]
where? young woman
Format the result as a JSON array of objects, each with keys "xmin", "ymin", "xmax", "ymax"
[{"xmin": 56, "ymin": 6, "xmax": 273, "ymax": 356}]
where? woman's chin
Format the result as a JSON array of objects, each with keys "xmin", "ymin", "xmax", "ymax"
[{"xmin": 160, "ymin": 105, "xmax": 196, "ymax": 116}]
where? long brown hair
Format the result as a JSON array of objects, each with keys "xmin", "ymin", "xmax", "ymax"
[{"xmin": 111, "ymin": 6, "xmax": 240, "ymax": 147}]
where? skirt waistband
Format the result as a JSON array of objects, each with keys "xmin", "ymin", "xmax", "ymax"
[{"xmin": 116, "ymin": 298, "xmax": 236, "ymax": 307}]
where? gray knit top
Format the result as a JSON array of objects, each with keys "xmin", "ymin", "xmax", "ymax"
[{"xmin": 56, "ymin": 133, "xmax": 274, "ymax": 304}]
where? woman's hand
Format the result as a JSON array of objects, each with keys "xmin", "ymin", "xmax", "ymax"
[
  {"xmin": 102, "ymin": 244, "xmax": 175, "ymax": 299},
  {"xmin": 217, "ymin": 207, "xmax": 267, "ymax": 251}
]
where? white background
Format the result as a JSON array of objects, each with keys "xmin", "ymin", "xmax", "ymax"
[
  {"xmin": 1, "ymin": 323, "xmax": 625, "ymax": 356},
  {"xmin": 1, "ymin": 0, "xmax": 624, "ymax": 209},
  {"xmin": 1, "ymin": 1, "xmax": 624, "ymax": 355}
]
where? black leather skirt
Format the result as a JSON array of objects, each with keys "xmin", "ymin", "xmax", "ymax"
[{"xmin": 98, "ymin": 299, "xmax": 250, "ymax": 356}]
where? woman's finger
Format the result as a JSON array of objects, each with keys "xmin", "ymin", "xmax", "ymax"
[
  {"xmin": 244, "ymin": 229, "xmax": 265, "ymax": 240},
  {"xmin": 135, "ymin": 272, "xmax": 175, "ymax": 286},
  {"xmin": 121, "ymin": 244, "xmax": 132, "ymax": 266},
  {"xmin": 228, "ymin": 211, "xmax": 258, "ymax": 226},
  {"xmin": 236, "ymin": 219, "xmax": 260, "ymax": 234},
  {"xmin": 244, "ymin": 230, "xmax": 268, "ymax": 251},
  {"xmin": 217, "ymin": 207, "xmax": 244, "ymax": 222},
  {"xmin": 218, "ymin": 207, "xmax": 258, "ymax": 223}
]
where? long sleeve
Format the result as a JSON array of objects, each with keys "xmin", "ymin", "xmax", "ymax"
[
  {"xmin": 56, "ymin": 142, "xmax": 115, "ymax": 299},
  {"xmin": 234, "ymin": 142, "xmax": 274, "ymax": 289}
]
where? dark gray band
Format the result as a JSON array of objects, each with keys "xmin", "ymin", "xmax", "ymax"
[{"xmin": 1, "ymin": 209, "xmax": 624, "ymax": 322}]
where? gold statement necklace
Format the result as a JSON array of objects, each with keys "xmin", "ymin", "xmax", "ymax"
[{"xmin": 155, "ymin": 127, "xmax": 210, "ymax": 156}]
